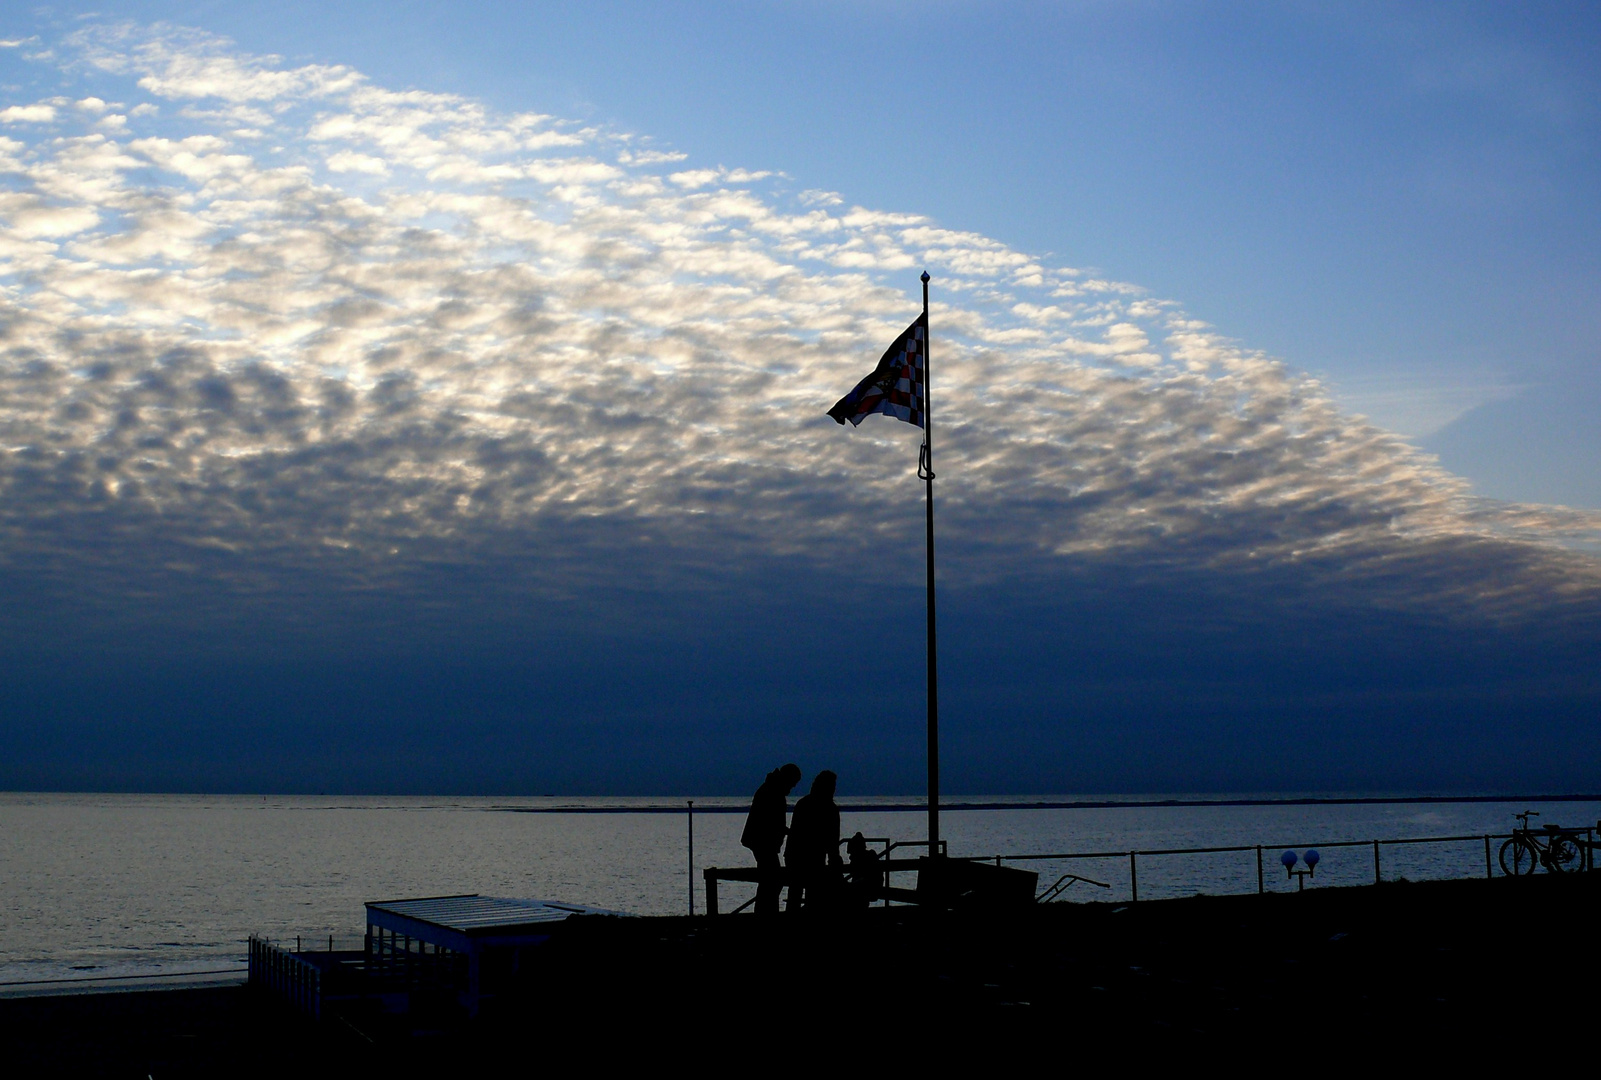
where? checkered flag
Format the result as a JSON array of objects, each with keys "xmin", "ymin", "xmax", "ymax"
[{"xmin": 827, "ymin": 314, "xmax": 927, "ymax": 429}]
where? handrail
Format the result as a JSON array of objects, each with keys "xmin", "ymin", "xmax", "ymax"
[
  {"xmin": 248, "ymin": 936, "xmax": 323, "ymax": 1019},
  {"xmin": 957, "ymin": 833, "xmax": 1519, "ymax": 863},
  {"xmin": 701, "ymin": 829, "xmax": 1585, "ymax": 915},
  {"xmin": 882, "ymin": 839, "xmax": 947, "ymax": 857},
  {"xmin": 1037, "ymin": 872, "xmax": 1112, "ymax": 903}
]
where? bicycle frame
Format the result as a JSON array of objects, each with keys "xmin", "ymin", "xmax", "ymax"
[{"xmin": 1500, "ymin": 811, "xmax": 1588, "ymax": 876}]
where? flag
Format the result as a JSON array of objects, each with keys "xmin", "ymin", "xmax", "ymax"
[{"xmin": 827, "ymin": 313, "xmax": 926, "ymax": 429}]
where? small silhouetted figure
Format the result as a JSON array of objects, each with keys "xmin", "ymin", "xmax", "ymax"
[
  {"xmin": 785, "ymin": 770, "xmax": 842, "ymax": 912},
  {"xmin": 742, "ymin": 763, "xmax": 801, "ymax": 915},
  {"xmin": 846, "ymin": 831, "xmax": 882, "ymax": 908}
]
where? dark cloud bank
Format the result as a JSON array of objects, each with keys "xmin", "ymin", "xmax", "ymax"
[
  {"xmin": 0, "ymin": 24, "xmax": 1597, "ymax": 794},
  {"xmin": 5, "ymin": 507, "xmax": 1597, "ymax": 794}
]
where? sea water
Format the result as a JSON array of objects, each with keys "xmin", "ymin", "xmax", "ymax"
[{"xmin": 2, "ymin": 792, "xmax": 1596, "ymax": 988}]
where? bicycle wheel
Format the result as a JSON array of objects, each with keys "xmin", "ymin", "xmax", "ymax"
[
  {"xmin": 1500, "ymin": 837, "xmax": 1538, "ymax": 876},
  {"xmin": 1547, "ymin": 836, "xmax": 1584, "ymax": 873}
]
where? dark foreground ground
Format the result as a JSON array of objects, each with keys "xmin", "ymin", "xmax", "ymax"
[{"xmin": 5, "ymin": 873, "xmax": 1595, "ymax": 1076}]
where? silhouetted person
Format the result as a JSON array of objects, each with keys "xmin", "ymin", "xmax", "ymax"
[
  {"xmin": 742, "ymin": 763, "xmax": 800, "ymax": 916},
  {"xmin": 846, "ymin": 831, "xmax": 882, "ymax": 908},
  {"xmin": 785, "ymin": 770, "xmax": 842, "ymax": 912}
]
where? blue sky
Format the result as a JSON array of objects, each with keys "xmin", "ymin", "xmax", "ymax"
[
  {"xmin": 48, "ymin": 0, "xmax": 1599, "ymax": 504},
  {"xmin": 0, "ymin": 6, "xmax": 1597, "ymax": 794}
]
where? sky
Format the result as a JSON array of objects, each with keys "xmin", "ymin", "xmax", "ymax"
[{"xmin": 0, "ymin": 5, "xmax": 1598, "ymax": 795}]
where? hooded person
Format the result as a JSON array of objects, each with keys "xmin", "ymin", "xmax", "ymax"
[
  {"xmin": 741, "ymin": 763, "xmax": 801, "ymax": 915},
  {"xmin": 784, "ymin": 770, "xmax": 842, "ymax": 912}
]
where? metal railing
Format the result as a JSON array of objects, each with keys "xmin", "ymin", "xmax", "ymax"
[
  {"xmin": 703, "ymin": 837, "xmax": 946, "ymax": 915},
  {"xmin": 957, "ymin": 827, "xmax": 1596, "ymax": 902},
  {"xmin": 248, "ymin": 936, "xmax": 322, "ymax": 1019},
  {"xmin": 1037, "ymin": 872, "xmax": 1112, "ymax": 903},
  {"xmin": 702, "ymin": 827, "xmax": 1596, "ymax": 913}
]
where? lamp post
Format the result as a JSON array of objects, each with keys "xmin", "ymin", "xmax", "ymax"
[{"xmin": 1281, "ymin": 849, "xmax": 1320, "ymax": 891}]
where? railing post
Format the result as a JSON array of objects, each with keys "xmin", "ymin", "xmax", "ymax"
[
  {"xmin": 703, "ymin": 868, "xmax": 719, "ymax": 916},
  {"xmin": 1484, "ymin": 835, "xmax": 1492, "ymax": 878},
  {"xmin": 1129, "ymin": 851, "xmax": 1138, "ymax": 903},
  {"xmin": 1256, "ymin": 846, "xmax": 1264, "ymax": 894},
  {"xmin": 687, "ymin": 800, "xmax": 695, "ymax": 917},
  {"xmin": 1372, "ymin": 840, "xmax": 1381, "ymax": 885}
]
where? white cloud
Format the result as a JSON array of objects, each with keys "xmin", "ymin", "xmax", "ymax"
[
  {"xmin": 620, "ymin": 149, "xmax": 688, "ymax": 165},
  {"xmin": 0, "ymin": 104, "xmax": 56, "ymax": 123},
  {"xmin": 667, "ymin": 166, "xmax": 771, "ymax": 190},
  {"xmin": 669, "ymin": 168, "xmax": 720, "ymax": 189},
  {"xmin": 0, "ymin": 197, "xmax": 100, "ymax": 237},
  {"xmin": 326, "ymin": 149, "xmax": 389, "ymax": 175},
  {"xmin": 0, "ymin": 20, "xmax": 1595, "ymax": 631}
]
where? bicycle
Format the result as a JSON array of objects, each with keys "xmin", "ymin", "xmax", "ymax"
[{"xmin": 1499, "ymin": 811, "xmax": 1587, "ymax": 876}]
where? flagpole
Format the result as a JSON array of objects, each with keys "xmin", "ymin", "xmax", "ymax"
[{"xmin": 919, "ymin": 269, "xmax": 940, "ymax": 862}]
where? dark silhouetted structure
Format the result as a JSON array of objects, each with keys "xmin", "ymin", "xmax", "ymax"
[
  {"xmin": 786, "ymin": 770, "xmax": 842, "ymax": 912},
  {"xmin": 741, "ymin": 763, "xmax": 800, "ymax": 915},
  {"xmin": 846, "ymin": 831, "xmax": 882, "ymax": 908}
]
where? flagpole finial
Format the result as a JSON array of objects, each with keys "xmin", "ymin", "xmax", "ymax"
[{"xmin": 920, "ymin": 270, "xmax": 930, "ymax": 283}]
